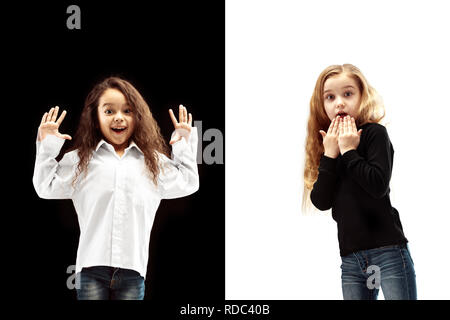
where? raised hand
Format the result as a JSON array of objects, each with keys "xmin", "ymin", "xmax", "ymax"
[
  {"xmin": 319, "ymin": 116, "xmax": 341, "ymax": 159},
  {"xmin": 168, "ymin": 104, "xmax": 193, "ymax": 145},
  {"xmin": 338, "ymin": 115, "xmax": 362, "ymax": 155},
  {"xmin": 38, "ymin": 106, "xmax": 72, "ymax": 141}
]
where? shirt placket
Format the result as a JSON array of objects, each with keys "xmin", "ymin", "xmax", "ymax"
[{"xmin": 111, "ymin": 155, "xmax": 125, "ymax": 266}]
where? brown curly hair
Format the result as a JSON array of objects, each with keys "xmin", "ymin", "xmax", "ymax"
[
  {"xmin": 67, "ymin": 77, "xmax": 170, "ymax": 187},
  {"xmin": 302, "ymin": 64, "xmax": 386, "ymax": 214}
]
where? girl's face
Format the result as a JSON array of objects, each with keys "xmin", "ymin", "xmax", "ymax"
[
  {"xmin": 323, "ymin": 73, "xmax": 362, "ymax": 121},
  {"xmin": 97, "ymin": 88, "xmax": 136, "ymax": 151}
]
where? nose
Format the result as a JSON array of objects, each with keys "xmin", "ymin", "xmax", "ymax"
[
  {"xmin": 335, "ymin": 99, "xmax": 346, "ymax": 111},
  {"xmin": 114, "ymin": 111, "xmax": 125, "ymax": 122}
]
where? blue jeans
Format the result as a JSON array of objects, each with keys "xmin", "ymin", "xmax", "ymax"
[
  {"xmin": 340, "ymin": 244, "xmax": 417, "ymax": 300},
  {"xmin": 76, "ymin": 266, "xmax": 145, "ymax": 300}
]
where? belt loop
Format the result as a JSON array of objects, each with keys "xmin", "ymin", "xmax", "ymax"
[{"xmin": 110, "ymin": 268, "xmax": 120, "ymax": 288}]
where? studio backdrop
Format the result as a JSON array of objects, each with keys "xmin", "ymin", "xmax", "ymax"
[
  {"xmin": 226, "ymin": 0, "xmax": 450, "ymax": 300},
  {"xmin": 10, "ymin": 0, "xmax": 224, "ymax": 300}
]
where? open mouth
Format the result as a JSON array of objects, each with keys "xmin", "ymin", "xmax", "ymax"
[
  {"xmin": 111, "ymin": 127, "xmax": 127, "ymax": 134},
  {"xmin": 337, "ymin": 113, "xmax": 348, "ymax": 118}
]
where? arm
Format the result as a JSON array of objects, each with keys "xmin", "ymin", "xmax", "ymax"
[
  {"xmin": 310, "ymin": 154, "xmax": 338, "ymax": 210},
  {"xmin": 340, "ymin": 124, "xmax": 393, "ymax": 199},
  {"xmin": 158, "ymin": 126, "xmax": 199, "ymax": 199},
  {"xmin": 32, "ymin": 135, "xmax": 77, "ymax": 199},
  {"xmin": 312, "ymin": 116, "xmax": 341, "ymax": 210},
  {"xmin": 32, "ymin": 106, "xmax": 76, "ymax": 199}
]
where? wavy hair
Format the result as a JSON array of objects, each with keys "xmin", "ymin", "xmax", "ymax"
[
  {"xmin": 67, "ymin": 77, "xmax": 170, "ymax": 187},
  {"xmin": 302, "ymin": 64, "xmax": 386, "ymax": 214}
]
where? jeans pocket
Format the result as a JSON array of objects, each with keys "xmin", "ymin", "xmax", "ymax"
[{"xmin": 405, "ymin": 245, "xmax": 415, "ymax": 267}]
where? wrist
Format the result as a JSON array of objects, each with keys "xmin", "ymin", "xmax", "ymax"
[
  {"xmin": 340, "ymin": 148, "xmax": 355, "ymax": 155},
  {"xmin": 175, "ymin": 128, "xmax": 190, "ymax": 140},
  {"xmin": 324, "ymin": 152, "xmax": 338, "ymax": 159}
]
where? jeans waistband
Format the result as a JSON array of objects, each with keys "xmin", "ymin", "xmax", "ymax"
[{"xmin": 377, "ymin": 243, "xmax": 407, "ymax": 249}]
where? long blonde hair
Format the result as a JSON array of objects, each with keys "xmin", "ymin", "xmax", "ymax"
[{"xmin": 302, "ymin": 64, "xmax": 386, "ymax": 214}]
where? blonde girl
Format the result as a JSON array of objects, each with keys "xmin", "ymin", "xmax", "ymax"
[{"xmin": 302, "ymin": 64, "xmax": 416, "ymax": 300}]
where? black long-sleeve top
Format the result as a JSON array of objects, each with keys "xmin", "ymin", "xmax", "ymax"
[{"xmin": 310, "ymin": 122, "xmax": 407, "ymax": 257}]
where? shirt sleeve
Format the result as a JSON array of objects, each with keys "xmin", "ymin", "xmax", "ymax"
[
  {"xmin": 157, "ymin": 126, "xmax": 200, "ymax": 199},
  {"xmin": 32, "ymin": 134, "xmax": 77, "ymax": 199},
  {"xmin": 310, "ymin": 154, "xmax": 338, "ymax": 211},
  {"xmin": 340, "ymin": 124, "xmax": 393, "ymax": 199}
]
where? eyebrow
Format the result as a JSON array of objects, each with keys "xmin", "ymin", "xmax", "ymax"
[
  {"xmin": 323, "ymin": 85, "xmax": 356, "ymax": 94},
  {"xmin": 101, "ymin": 102, "xmax": 130, "ymax": 108}
]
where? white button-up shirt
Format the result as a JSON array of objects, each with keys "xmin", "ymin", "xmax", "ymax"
[{"xmin": 33, "ymin": 128, "xmax": 199, "ymax": 279}]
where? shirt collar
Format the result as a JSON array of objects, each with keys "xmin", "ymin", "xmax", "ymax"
[
  {"xmin": 95, "ymin": 139, "xmax": 144, "ymax": 155},
  {"xmin": 128, "ymin": 140, "xmax": 144, "ymax": 154}
]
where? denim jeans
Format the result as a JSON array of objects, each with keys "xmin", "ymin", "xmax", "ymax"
[
  {"xmin": 340, "ymin": 244, "xmax": 416, "ymax": 300},
  {"xmin": 76, "ymin": 266, "xmax": 145, "ymax": 300}
]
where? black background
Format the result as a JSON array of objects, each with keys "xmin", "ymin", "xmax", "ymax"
[{"xmin": 8, "ymin": 0, "xmax": 224, "ymax": 301}]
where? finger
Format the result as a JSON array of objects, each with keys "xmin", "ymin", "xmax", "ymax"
[
  {"xmin": 179, "ymin": 105, "xmax": 183, "ymax": 123},
  {"xmin": 181, "ymin": 105, "xmax": 186, "ymax": 123},
  {"xmin": 327, "ymin": 118, "xmax": 336, "ymax": 134},
  {"xmin": 358, "ymin": 129, "xmax": 363, "ymax": 136},
  {"xmin": 332, "ymin": 117, "xmax": 342, "ymax": 135},
  {"xmin": 179, "ymin": 105, "xmax": 185, "ymax": 123},
  {"xmin": 188, "ymin": 113, "xmax": 192, "ymax": 126},
  {"xmin": 56, "ymin": 110, "xmax": 67, "ymax": 126},
  {"xmin": 169, "ymin": 133, "xmax": 181, "ymax": 145},
  {"xmin": 47, "ymin": 107, "xmax": 55, "ymax": 122},
  {"xmin": 352, "ymin": 117, "xmax": 357, "ymax": 132},
  {"xmin": 169, "ymin": 109, "xmax": 178, "ymax": 127},
  {"xmin": 333, "ymin": 118, "xmax": 340, "ymax": 135},
  {"xmin": 319, "ymin": 130, "xmax": 326, "ymax": 139},
  {"xmin": 40, "ymin": 112, "xmax": 48, "ymax": 126},
  {"xmin": 61, "ymin": 134, "xmax": 72, "ymax": 140},
  {"xmin": 183, "ymin": 106, "xmax": 188, "ymax": 123},
  {"xmin": 51, "ymin": 106, "xmax": 59, "ymax": 122}
]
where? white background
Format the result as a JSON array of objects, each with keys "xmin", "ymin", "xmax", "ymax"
[{"xmin": 226, "ymin": 0, "xmax": 450, "ymax": 299}]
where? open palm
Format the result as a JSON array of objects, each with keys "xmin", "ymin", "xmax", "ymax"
[
  {"xmin": 38, "ymin": 106, "xmax": 72, "ymax": 141},
  {"xmin": 168, "ymin": 104, "xmax": 193, "ymax": 145}
]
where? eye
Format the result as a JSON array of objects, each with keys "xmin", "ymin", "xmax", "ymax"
[
  {"xmin": 325, "ymin": 94, "xmax": 334, "ymax": 100},
  {"xmin": 124, "ymin": 108, "xmax": 132, "ymax": 113},
  {"xmin": 344, "ymin": 91, "xmax": 353, "ymax": 97},
  {"xmin": 104, "ymin": 109, "xmax": 112, "ymax": 114}
]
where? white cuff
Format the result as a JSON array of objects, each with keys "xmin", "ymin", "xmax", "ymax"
[{"xmin": 37, "ymin": 135, "xmax": 66, "ymax": 158}]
